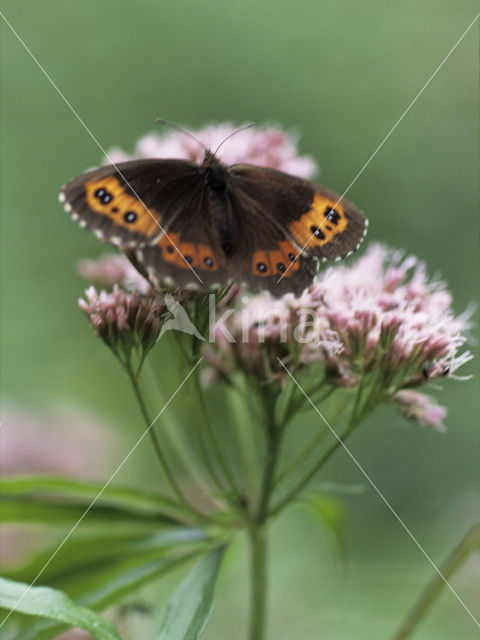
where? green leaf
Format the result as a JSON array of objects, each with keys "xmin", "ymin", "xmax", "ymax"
[
  {"xmin": 0, "ymin": 496, "xmax": 178, "ymax": 529},
  {"xmin": 0, "ymin": 475, "xmax": 192, "ymax": 524},
  {"xmin": 6, "ymin": 529, "xmax": 206, "ymax": 586},
  {"xmin": 12, "ymin": 536, "xmax": 222, "ymax": 640},
  {"xmin": 0, "ymin": 577, "xmax": 120, "ymax": 640},
  {"xmin": 156, "ymin": 547, "xmax": 225, "ymax": 640},
  {"xmin": 1, "ymin": 477, "xmax": 227, "ymax": 639},
  {"xmin": 299, "ymin": 491, "xmax": 345, "ymax": 552}
]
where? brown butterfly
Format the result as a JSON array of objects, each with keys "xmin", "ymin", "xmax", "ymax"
[{"xmin": 59, "ymin": 146, "xmax": 368, "ymax": 297}]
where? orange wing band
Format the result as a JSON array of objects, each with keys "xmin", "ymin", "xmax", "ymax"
[
  {"xmin": 251, "ymin": 239, "xmax": 300, "ymax": 277},
  {"xmin": 85, "ymin": 177, "xmax": 162, "ymax": 237},
  {"xmin": 289, "ymin": 193, "xmax": 347, "ymax": 247},
  {"xmin": 156, "ymin": 233, "xmax": 220, "ymax": 271}
]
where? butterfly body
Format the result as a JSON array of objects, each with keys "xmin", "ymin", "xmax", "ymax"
[{"xmin": 60, "ymin": 151, "xmax": 368, "ymax": 296}]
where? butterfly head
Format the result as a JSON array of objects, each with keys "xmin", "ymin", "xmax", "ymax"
[{"xmin": 201, "ymin": 150, "xmax": 228, "ymax": 192}]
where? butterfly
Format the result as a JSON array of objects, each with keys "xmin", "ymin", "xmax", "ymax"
[{"xmin": 59, "ymin": 148, "xmax": 368, "ymax": 297}]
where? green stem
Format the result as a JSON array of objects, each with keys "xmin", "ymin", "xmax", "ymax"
[
  {"xmin": 193, "ymin": 371, "xmax": 245, "ymax": 512},
  {"xmin": 256, "ymin": 406, "xmax": 281, "ymax": 521},
  {"xmin": 391, "ymin": 523, "xmax": 480, "ymax": 640},
  {"xmin": 268, "ymin": 424, "xmax": 355, "ymax": 517},
  {"xmin": 274, "ymin": 378, "xmax": 297, "ymax": 426},
  {"xmin": 274, "ymin": 425, "xmax": 330, "ymax": 488},
  {"xmin": 172, "ymin": 332, "xmax": 236, "ymax": 507},
  {"xmin": 126, "ymin": 366, "xmax": 219, "ymax": 525},
  {"xmin": 349, "ymin": 371, "xmax": 367, "ymax": 427},
  {"xmin": 169, "ymin": 332, "xmax": 249, "ymax": 518},
  {"xmin": 247, "ymin": 393, "xmax": 284, "ymax": 640},
  {"xmin": 280, "ymin": 385, "xmax": 332, "ymax": 424},
  {"xmin": 145, "ymin": 359, "xmax": 217, "ymax": 502},
  {"xmin": 228, "ymin": 384, "xmax": 259, "ymax": 505},
  {"xmin": 270, "ymin": 370, "xmax": 381, "ymax": 515},
  {"xmin": 248, "ymin": 525, "xmax": 267, "ymax": 640},
  {"xmin": 273, "ymin": 387, "xmax": 338, "ymax": 490}
]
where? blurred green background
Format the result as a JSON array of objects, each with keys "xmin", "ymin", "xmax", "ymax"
[{"xmin": 1, "ymin": 1, "xmax": 478, "ymax": 639}]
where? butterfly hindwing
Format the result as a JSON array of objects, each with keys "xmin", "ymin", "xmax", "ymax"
[
  {"xmin": 230, "ymin": 165, "xmax": 368, "ymax": 265},
  {"xmin": 225, "ymin": 176, "xmax": 317, "ymax": 295},
  {"xmin": 286, "ymin": 184, "xmax": 368, "ymax": 262},
  {"xmin": 137, "ymin": 184, "xmax": 230, "ymax": 291}
]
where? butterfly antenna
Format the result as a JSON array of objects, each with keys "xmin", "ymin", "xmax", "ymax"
[
  {"xmin": 213, "ymin": 122, "xmax": 255, "ymax": 157},
  {"xmin": 156, "ymin": 119, "xmax": 208, "ymax": 152}
]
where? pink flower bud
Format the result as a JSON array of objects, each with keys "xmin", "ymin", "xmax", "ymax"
[{"xmin": 393, "ymin": 390, "xmax": 447, "ymax": 431}]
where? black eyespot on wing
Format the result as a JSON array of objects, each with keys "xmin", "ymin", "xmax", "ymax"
[
  {"xmin": 124, "ymin": 211, "xmax": 137, "ymax": 223},
  {"xmin": 95, "ymin": 188, "xmax": 113, "ymax": 204},
  {"xmin": 325, "ymin": 207, "xmax": 340, "ymax": 225},
  {"xmin": 310, "ymin": 225, "xmax": 325, "ymax": 240}
]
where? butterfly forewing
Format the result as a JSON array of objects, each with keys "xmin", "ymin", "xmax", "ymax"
[{"xmin": 60, "ymin": 159, "xmax": 200, "ymax": 248}]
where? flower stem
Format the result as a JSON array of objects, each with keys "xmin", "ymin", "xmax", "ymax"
[
  {"xmin": 125, "ymin": 365, "xmax": 215, "ymax": 524},
  {"xmin": 256, "ymin": 398, "xmax": 282, "ymax": 520},
  {"xmin": 391, "ymin": 523, "xmax": 480, "ymax": 640},
  {"xmin": 268, "ymin": 424, "xmax": 354, "ymax": 517},
  {"xmin": 145, "ymin": 359, "xmax": 218, "ymax": 502},
  {"xmin": 273, "ymin": 388, "xmax": 339, "ymax": 491},
  {"xmin": 227, "ymin": 384, "xmax": 259, "ymax": 503},
  {"xmin": 246, "ymin": 396, "xmax": 283, "ymax": 640},
  {"xmin": 172, "ymin": 332, "xmax": 239, "ymax": 509},
  {"xmin": 193, "ymin": 370, "xmax": 245, "ymax": 511},
  {"xmin": 273, "ymin": 425, "xmax": 330, "ymax": 488},
  {"xmin": 248, "ymin": 525, "xmax": 268, "ymax": 640}
]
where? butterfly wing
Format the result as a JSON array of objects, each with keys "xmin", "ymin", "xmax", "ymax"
[
  {"xmin": 136, "ymin": 184, "xmax": 230, "ymax": 291},
  {"xmin": 229, "ymin": 164, "xmax": 368, "ymax": 270},
  {"xmin": 136, "ymin": 162, "xmax": 367, "ymax": 297},
  {"xmin": 224, "ymin": 175, "xmax": 318, "ymax": 296},
  {"xmin": 134, "ymin": 166, "xmax": 316, "ymax": 296},
  {"xmin": 60, "ymin": 158, "xmax": 368, "ymax": 297},
  {"xmin": 59, "ymin": 159, "xmax": 201, "ymax": 248}
]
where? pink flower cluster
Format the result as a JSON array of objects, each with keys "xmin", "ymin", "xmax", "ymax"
[
  {"xmin": 294, "ymin": 244, "xmax": 471, "ymax": 379},
  {"xmin": 107, "ymin": 122, "xmax": 317, "ymax": 179},
  {"xmin": 210, "ymin": 244, "xmax": 471, "ymax": 427},
  {"xmin": 79, "ymin": 284, "xmax": 165, "ymax": 362},
  {"xmin": 77, "ymin": 254, "xmax": 155, "ymax": 294}
]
